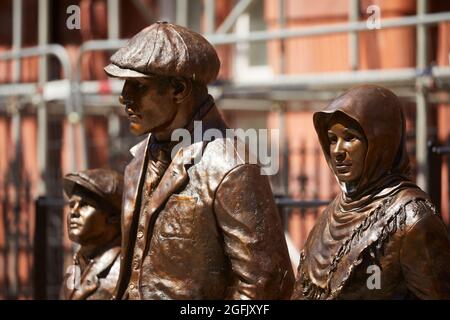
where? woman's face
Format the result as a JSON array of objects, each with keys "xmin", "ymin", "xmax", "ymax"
[{"xmin": 327, "ymin": 116, "xmax": 367, "ymax": 184}]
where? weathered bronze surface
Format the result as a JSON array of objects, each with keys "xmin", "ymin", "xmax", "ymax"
[
  {"xmin": 62, "ymin": 169, "xmax": 123, "ymax": 300},
  {"xmin": 292, "ymin": 85, "xmax": 450, "ymax": 299},
  {"xmin": 105, "ymin": 22, "xmax": 294, "ymax": 300}
]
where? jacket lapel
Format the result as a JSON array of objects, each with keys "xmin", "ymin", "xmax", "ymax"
[
  {"xmin": 121, "ymin": 134, "xmax": 151, "ymax": 255},
  {"xmin": 142, "ymin": 141, "xmax": 205, "ymax": 232}
]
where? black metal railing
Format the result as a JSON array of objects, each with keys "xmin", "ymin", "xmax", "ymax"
[{"xmin": 33, "ymin": 196, "xmax": 66, "ymax": 300}]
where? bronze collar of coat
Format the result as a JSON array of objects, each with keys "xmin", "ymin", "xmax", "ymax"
[{"xmin": 67, "ymin": 237, "xmax": 121, "ymax": 300}]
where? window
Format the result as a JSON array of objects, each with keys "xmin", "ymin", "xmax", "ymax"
[{"xmin": 234, "ymin": 0, "xmax": 273, "ymax": 83}]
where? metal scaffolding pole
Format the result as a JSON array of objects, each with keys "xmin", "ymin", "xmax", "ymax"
[
  {"xmin": 11, "ymin": 0, "xmax": 22, "ymax": 155},
  {"xmin": 37, "ymin": 0, "xmax": 49, "ymax": 195},
  {"xmin": 278, "ymin": 0, "xmax": 288, "ymax": 196},
  {"xmin": 228, "ymin": 67, "xmax": 450, "ymax": 90},
  {"xmin": 162, "ymin": 1, "xmax": 175, "ymax": 23},
  {"xmin": 207, "ymin": 11, "xmax": 450, "ymax": 45},
  {"xmin": 12, "ymin": 0, "xmax": 22, "ymax": 83},
  {"xmin": 416, "ymin": 0, "xmax": 429, "ymax": 191},
  {"xmin": 349, "ymin": 0, "xmax": 359, "ymax": 70},
  {"xmin": 107, "ymin": 0, "xmax": 121, "ymax": 166},
  {"xmin": 216, "ymin": 0, "xmax": 254, "ymax": 34},
  {"xmin": 176, "ymin": 0, "xmax": 188, "ymax": 27},
  {"xmin": 11, "ymin": 0, "xmax": 22, "ymax": 154},
  {"xmin": 8, "ymin": 0, "xmax": 23, "ymax": 299},
  {"xmin": 204, "ymin": 0, "xmax": 216, "ymax": 34},
  {"xmin": 108, "ymin": 0, "xmax": 120, "ymax": 39},
  {"xmin": 278, "ymin": 0, "xmax": 286, "ymax": 74}
]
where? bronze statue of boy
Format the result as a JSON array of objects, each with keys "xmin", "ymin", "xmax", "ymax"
[{"xmin": 62, "ymin": 169, "xmax": 123, "ymax": 300}]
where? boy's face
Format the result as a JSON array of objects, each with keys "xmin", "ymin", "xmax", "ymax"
[{"xmin": 67, "ymin": 193, "xmax": 111, "ymax": 246}]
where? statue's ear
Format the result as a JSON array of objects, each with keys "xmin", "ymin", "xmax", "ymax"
[{"xmin": 171, "ymin": 77, "xmax": 192, "ymax": 104}]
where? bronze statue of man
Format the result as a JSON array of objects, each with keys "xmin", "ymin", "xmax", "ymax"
[
  {"xmin": 62, "ymin": 169, "xmax": 123, "ymax": 300},
  {"xmin": 104, "ymin": 21, "xmax": 294, "ymax": 300},
  {"xmin": 292, "ymin": 85, "xmax": 450, "ymax": 299}
]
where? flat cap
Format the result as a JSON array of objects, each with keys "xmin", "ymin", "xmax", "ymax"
[
  {"xmin": 63, "ymin": 169, "xmax": 124, "ymax": 215},
  {"xmin": 104, "ymin": 21, "xmax": 220, "ymax": 85}
]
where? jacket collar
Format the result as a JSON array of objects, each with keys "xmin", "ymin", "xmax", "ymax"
[
  {"xmin": 129, "ymin": 137, "xmax": 148, "ymax": 158},
  {"xmin": 67, "ymin": 240, "xmax": 121, "ymax": 300}
]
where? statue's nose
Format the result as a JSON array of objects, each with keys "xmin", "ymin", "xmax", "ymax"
[{"xmin": 119, "ymin": 95, "xmax": 134, "ymax": 107}]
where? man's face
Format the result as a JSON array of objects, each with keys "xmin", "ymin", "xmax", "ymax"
[
  {"xmin": 67, "ymin": 194, "xmax": 110, "ymax": 246},
  {"xmin": 119, "ymin": 77, "xmax": 178, "ymax": 136}
]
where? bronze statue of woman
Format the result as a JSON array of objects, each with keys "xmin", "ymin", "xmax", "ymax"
[{"xmin": 292, "ymin": 84, "xmax": 450, "ymax": 300}]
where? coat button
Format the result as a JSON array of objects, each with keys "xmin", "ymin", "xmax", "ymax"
[
  {"xmin": 137, "ymin": 231, "xmax": 144, "ymax": 239},
  {"xmin": 129, "ymin": 283, "xmax": 135, "ymax": 290}
]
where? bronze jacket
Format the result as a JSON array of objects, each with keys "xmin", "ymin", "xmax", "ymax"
[
  {"xmin": 62, "ymin": 242, "xmax": 121, "ymax": 300},
  {"xmin": 292, "ymin": 188, "xmax": 450, "ymax": 300},
  {"xmin": 115, "ymin": 105, "xmax": 294, "ymax": 300}
]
